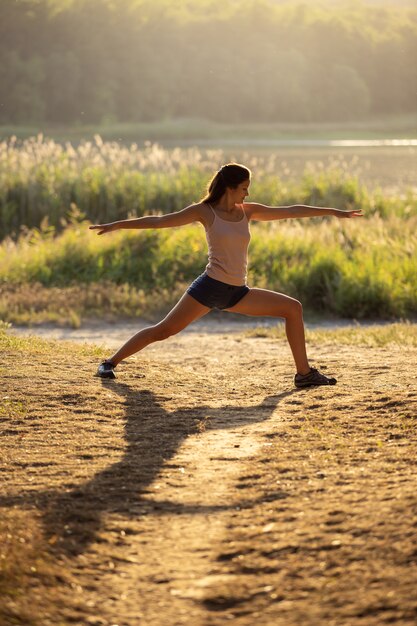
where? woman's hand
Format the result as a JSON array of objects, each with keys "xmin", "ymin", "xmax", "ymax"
[
  {"xmin": 89, "ymin": 222, "xmax": 119, "ymax": 235},
  {"xmin": 336, "ymin": 209, "xmax": 364, "ymax": 218}
]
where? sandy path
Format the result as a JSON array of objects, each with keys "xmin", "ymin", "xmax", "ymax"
[
  {"xmin": 75, "ymin": 331, "xmax": 296, "ymax": 626},
  {"xmin": 2, "ymin": 323, "xmax": 417, "ymax": 626},
  {"xmin": 8, "ymin": 313, "xmax": 391, "ymax": 349},
  {"xmin": 92, "ymin": 392, "xmax": 277, "ymax": 626}
]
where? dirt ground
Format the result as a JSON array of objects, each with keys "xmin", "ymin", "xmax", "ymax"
[{"xmin": 1, "ymin": 324, "xmax": 417, "ymax": 626}]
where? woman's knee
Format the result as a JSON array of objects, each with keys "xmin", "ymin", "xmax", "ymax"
[
  {"xmin": 151, "ymin": 321, "xmax": 180, "ymax": 341},
  {"xmin": 285, "ymin": 297, "xmax": 303, "ymax": 318}
]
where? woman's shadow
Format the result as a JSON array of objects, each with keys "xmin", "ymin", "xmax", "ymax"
[{"xmin": 0, "ymin": 381, "xmax": 298, "ymax": 558}]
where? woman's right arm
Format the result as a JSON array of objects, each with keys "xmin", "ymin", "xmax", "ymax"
[{"xmin": 89, "ymin": 203, "xmax": 204, "ymax": 235}]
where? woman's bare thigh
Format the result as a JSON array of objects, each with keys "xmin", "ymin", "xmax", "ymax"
[
  {"xmin": 157, "ymin": 292, "xmax": 211, "ymax": 334},
  {"xmin": 225, "ymin": 288, "xmax": 301, "ymax": 318}
]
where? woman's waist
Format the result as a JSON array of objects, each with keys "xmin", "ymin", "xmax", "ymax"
[{"xmin": 205, "ymin": 261, "xmax": 247, "ymax": 286}]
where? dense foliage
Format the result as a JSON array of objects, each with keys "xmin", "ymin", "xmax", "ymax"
[
  {"xmin": 0, "ymin": 0, "xmax": 416, "ymax": 125},
  {"xmin": 1, "ymin": 136, "xmax": 415, "ymax": 240},
  {"xmin": 1, "ymin": 212, "xmax": 416, "ymax": 320},
  {"xmin": 1, "ymin": 135, "xmax": 415, "ymax": 320}
]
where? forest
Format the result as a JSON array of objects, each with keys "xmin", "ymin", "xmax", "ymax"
[{"xmin": 0, "ymin": 0, "xmax": 416, "ymax": 125}]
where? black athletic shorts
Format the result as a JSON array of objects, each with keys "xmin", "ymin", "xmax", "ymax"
[{"xmin": 187, "ymin": 272, "xmax": 249, "ymax": 310}]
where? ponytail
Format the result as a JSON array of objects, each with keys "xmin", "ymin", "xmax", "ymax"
[{"xmin": 201, "ymin": 163, "xmax": 251, "ymax": 204}]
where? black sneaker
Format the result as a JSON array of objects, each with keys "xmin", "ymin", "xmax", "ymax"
[
  {"xmin": 96, "ymin": 360, "xmax": 116, "ymax": 379},
  {"xmin": 294, "ymin": 367, "xmax": 337, "ymax": 388}
]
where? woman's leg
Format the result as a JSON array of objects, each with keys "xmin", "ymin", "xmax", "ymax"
[
  {"xmin": 225, "ymin": 288, "xmax": 310, "ymax": 375},
  {"xmin": 108, "ymin": 293, "xmax": 210, "ymax": 366}
]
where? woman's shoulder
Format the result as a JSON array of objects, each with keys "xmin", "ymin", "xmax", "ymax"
[{"xmin": 190, "ymin": 202, "xmax": 214, "ymax": 228}]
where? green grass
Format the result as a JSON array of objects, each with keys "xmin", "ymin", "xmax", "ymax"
[
  {"xmin": 0, "ymin": 136, "xmax": 416, "ymax": 323},
  {"xmin": 0, "ymin": 212, "xmax": 416, "ymax": 322}
]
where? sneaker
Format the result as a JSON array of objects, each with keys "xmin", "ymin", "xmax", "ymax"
[
  {"xmin": 96, "ymin": 360, "xmax": 116, "ymax": 379},
  {"xmin": 294, "ymin": 366, "xmax": 337, "ymax": 388}
]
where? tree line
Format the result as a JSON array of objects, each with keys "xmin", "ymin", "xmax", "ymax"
[{"xmin": 0, "ymin": 0, "xmax": 416, "ymax": 125}]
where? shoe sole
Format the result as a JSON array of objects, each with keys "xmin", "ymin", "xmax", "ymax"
[
  {"xmin": 95, "ymin": 371, "xmax": 116, "ymax": 379},
  {"xmin": 295, "ymin": 380, "xmax": 337, "ymax": 388}
]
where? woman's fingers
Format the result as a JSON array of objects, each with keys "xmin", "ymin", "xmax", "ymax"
[
  {"xmin": 343, "ymin": 210, "xmax": 364, "ymax": 218},
  {"xmin": 89, "ymin": 224, "xmax": 109, "ymax": 234}
]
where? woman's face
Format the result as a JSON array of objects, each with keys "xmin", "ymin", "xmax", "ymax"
[{"xmin": 230, "ymin": 179, "xmax": 251, "ymax": 205}]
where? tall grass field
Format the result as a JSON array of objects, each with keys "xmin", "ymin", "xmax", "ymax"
[{"xmin": 0, "ymin": 136, "xmax": 416, "ymax": 324}]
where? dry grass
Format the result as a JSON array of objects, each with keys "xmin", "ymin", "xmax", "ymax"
[
  {"xmin": 246, "ymin": 320, "xmax": 417, "ymax": 347},
  {"xmin": 0, "ymin": 281, "xmax": 185, "ymax": 327},
  {"xmin": 1, "ymin": 137, "xmax": 416, "ymax": 241},
  {"xmin": 1, "ymin": 327, "xmax": 416, "ymax": 625}
]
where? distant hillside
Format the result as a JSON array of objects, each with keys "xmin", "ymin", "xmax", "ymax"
[{"xmin": 0, "ymin": 0, "xmax": 416, "ymax": 125}]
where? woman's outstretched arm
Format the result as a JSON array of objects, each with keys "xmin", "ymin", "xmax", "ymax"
[
  {"xmin": 89, "ymin": 203, "xmax": 204, "ymax": 235},
  {"xmin": 244, "ymin": 202, "xmax": 363, "ymax": 221}
]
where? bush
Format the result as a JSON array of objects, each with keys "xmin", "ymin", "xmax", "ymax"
[{"xmin": 1, "ymin": 213, "xmax": 416, "ymax": 320}]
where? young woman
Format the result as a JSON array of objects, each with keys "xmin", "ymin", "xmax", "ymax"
[{"xmin": 89, "ymin": 163, "xmax": 362, "ymax": 387}]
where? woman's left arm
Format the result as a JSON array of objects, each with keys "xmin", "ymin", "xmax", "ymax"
[{"xmin": 244, "ymin": 202, "xmax": 363, "ymax": 221}]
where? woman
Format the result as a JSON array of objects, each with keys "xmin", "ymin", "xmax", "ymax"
[{"xmin": 90, "ymin": 163, "xmax": 362, "ymax": 386}]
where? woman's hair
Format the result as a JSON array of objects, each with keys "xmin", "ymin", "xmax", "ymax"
[{"xmin": 201, "ymin": 163, "xmax": 251, "ymax": 204}]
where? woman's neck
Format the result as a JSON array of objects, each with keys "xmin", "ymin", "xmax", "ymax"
[{"xmin": 211, "ymin": 199, "xmax": 236, "ymax": 212}]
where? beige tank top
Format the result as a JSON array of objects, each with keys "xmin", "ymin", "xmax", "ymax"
[{"xmin": 205, "ymin": 203, "xmax": 251, "ymax": 286}]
